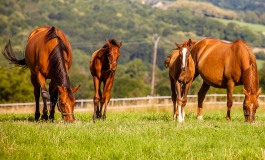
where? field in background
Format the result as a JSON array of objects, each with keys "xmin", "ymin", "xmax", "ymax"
[
  {"xmin": 210, "ymin": 17, "xmax": 265, "ymax": 33},
  {"xmin": 1, "ymin": 104, "xmax": 265, "ymax": 159}
]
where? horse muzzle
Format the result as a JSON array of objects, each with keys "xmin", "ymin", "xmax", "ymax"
[
  {"xmin": 62, "ymin": 114, "xmax": 75, "ymax": 123},
  {"xmin": 244, "ymin": 113, "xmax": 255, "ymax": 123}
]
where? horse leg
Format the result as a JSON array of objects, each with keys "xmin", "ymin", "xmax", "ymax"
[
  {"xmin": 49, "ymin": 80, "xmax": 58, "ymax": 122},
  {"xmin": 193, "ymin": 69, "xmax": 200, "ymax": 81},
  {"xmin": 181, "ymin": 82, "xmax": 192, "ymax": 121},
  {"xmin": 175, "ymin": 81, "xmax": 184, "ymax": 122},
  {"xmin": 93, "ymin": 77, "xmax": 100, "ymax": 121},
  {"xmin": 170, "ymin": 77, "xmax": 177, "ymax": 120},
  {"xmin": 197, "ymin": 81, "xmax": 210, "ymax": 120},
  {"xmin": 37, "ymin": 73, "xmax": 49, "ymax": 120},
  {"xmin": 226, "ymin": 80, "xmax": 235, "ymax": 121},
  {"xmin": 31, "ymin": 74, "xmax": 40, "ymax": 121},
  {"xmin": 98, "ymin": 88, "xmax": 102, "ymax": 118},
  {"xmin": 102, "ymin": 77, "xmax": 114, "ymax": 120}
]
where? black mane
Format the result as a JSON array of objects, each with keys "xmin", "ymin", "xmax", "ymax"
[{"xmin": 45, "ymin": 27, "xmax": 74, "ymax": 100}]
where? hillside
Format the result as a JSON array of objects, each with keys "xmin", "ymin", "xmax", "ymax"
[
  {"xmin": 1, "ymin": 0, "xmax": 265, "ymax": 102},
  {"xmin": 142, "ymin": 0, "xmax": 265, "ymax": 25}
]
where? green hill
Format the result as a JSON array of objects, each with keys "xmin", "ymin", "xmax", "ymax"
[{"xmin": 1, "ymin": 0, "xmax": 265, "ymax": 101}]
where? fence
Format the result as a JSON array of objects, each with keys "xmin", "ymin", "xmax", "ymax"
[{"xmin": 1, "ymin": 94, "xmax": 265, "ymax": 111}]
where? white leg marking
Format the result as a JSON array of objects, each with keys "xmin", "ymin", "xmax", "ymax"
[
  {"xmin": 182, "ymin": 109, "xmax": 185, "ymax": 121},
  {"xmin": 178, "ymin": 105, "xmax": 184, "ymax": 123},
  {"xmin": 197, "ymin": 115, "xmax": 203, "ymax": 120}
]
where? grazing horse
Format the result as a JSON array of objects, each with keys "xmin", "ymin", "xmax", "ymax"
[
  {"xmin": 2, "ymin": 26, "xmax": 79, "ymax": 122},
  {"xmin": 191, "ymin": 38, "xmax": 261, "ymax": 122},
  {"xmin": 165, "ymin": 39, "xmax": 196, "ymax": 122},
  {"xmin": 90, "ymin": 39, "xmax": 122, "ymax": 121}
]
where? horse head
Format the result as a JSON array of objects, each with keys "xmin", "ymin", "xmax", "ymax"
[
  {"xmin": 105, "ymin": 39, "xmax": 122, "ymax": 72},
  {"xmin": 57, "ymin": 85, "xmax": 80, "ymax": 122},
  {"xmin": 176, "ymin": 39, "xmax": 192, "ymax": 71},
  {"xmin": 243, "ymin": 87, "xmax": 261, "ymax": 122}
]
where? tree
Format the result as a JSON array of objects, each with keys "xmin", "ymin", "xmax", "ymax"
[{"xmin": 0, "ymin": 67, "xmax": 34, "ymax": 102}]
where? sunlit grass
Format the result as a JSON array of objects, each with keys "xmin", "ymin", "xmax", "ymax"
[
  {"xmin": 210, "ymin": 17, "xmax": 265, "ymax": 33},
  {"xmin": 1, "ymin": 105, "xmax": 265, "ymax": 159}
]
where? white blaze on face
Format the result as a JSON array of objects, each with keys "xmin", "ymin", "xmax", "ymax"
[{"xmin": 181, "ymin": 48, "xmax": 187, "ymax": 69}]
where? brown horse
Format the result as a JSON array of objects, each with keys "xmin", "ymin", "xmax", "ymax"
[
  {"xmin": 165, "ymin": 39, "xmax": 196, "ymax": 122},
  {"xmin": 191, "ymin": 38, "xmax": 261, "ymax": 122},
  {"xmin": 90, "ymin": 39, "xmax": 122, "ymax": 121},
  {"xmin": 2, "ymin": 26, "xmax": 79, "ymax": 122}
]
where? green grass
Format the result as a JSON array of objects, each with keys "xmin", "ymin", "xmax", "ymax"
[
  {"xmin": 1, "ymin": 107, "xmax": 265, "ymax": 160},
  {"xmin": 210, "ymin": 17, "xmax": 265, "ymax": 33}
]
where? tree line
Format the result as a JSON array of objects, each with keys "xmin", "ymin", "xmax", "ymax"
[{"xmin": 0, "ymin": 0, "xmax": 265, "ymax": 102}]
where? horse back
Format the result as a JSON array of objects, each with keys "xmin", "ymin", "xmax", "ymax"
[
  {"xmin": 90, "ymin": 49, "xmax": 102, "ymax": 77},
  {"xmin": 168, "ymin": 50, "xmax": 180, "ymax": 79},
  {"xmin": 25, "ymin": 27, "xmax": 72, "ymax": 76},
  {"xmin": 192, "ymin": 38, "xmax": 253, "ymax": 87}
]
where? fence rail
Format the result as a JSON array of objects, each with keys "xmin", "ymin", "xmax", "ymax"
[{"xmin": 1, "ymin": 94, "xmax": 265, "ymax": 110}]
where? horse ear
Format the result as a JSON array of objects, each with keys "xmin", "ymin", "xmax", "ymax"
[
  {"xmin": 105, "ymin": 39, "xmax": 111, "ymax": 47},
  {"xmin": 188, "ymin": 39, "xmax": 192, "ymax": 47},
  {"xmin": 118, "ymin": 41, "xmax": 122, "ymax": 48},
  {"xmin": 58, "ymin": 86, "xmax": 66, "ymax": 94},
  {"xmin": 243, "ymin": 87, "xmax": 249, "ymax": 96},
  {"xmin": 71, "ymin": 85, "xmax": 80, "ymax": 93},
  {"xmin": 175, "ymin": 43, "xmax": 181, "ymax": 49},
  {"xmin": 256, "ymin": 88, "xmax": 262, "ymax": 97}
]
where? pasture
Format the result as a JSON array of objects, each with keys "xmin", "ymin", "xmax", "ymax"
[
  {"xmin": 210, "ymin": 17, "xmax": 265, "ymax": 33},
  {"xmin": 1, "ymin": 104, "xmax": 265, "ymax": 159}
]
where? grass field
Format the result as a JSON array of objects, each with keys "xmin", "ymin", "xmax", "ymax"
[
  {"xmin": 1, "ymin": 105, "xmax": 265, "ymax": 160},
  {"xmin": 210, "ymin": 18, "xmax": 265, "ymax": 33}
]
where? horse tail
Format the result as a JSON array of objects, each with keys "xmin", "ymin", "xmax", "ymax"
[
  {"xmin": 45, "ymin": 26, "xmax": 69, "ymax": 56},
  {"xmin": 2, "ymin": 40, "xmax": 27, "ymax": 68},
  {"xmin": 164, "ymin": 56, "xmax": 171, "ymax": 68}
]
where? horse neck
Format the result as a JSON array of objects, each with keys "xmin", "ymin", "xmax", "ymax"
[
  {"xmin": 55, "ymin": 64, "xmax": 74, "ymax": 99},
  {"xmin": 50, "ymin": 45, "xmax": 72, "ymax": 93},
  {"xmin": 99, "ymin": 49, "xmax": 110, "ymax": 70},
  {"xmin": 56, "ymin": 70, "xmax": 71, "ymax": 88},
  {"xmin": 242, "ymin": 64, "xmax": 258, "ymax": 94}
]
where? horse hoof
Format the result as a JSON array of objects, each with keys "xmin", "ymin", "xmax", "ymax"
[
  {"xmin": 92, "ymin": 115, "xmax": 97, "ymax": 121},
  {"xmin": 197, "ymin": 115, "xmax": 203, "ymax": 120},
  {"xmin": 41, "ymin": 114, "xmax": 49, "ymax": 120},
  {"xmin": 49, "ymin": 115, "xmax": 54, "ymax": 122},
  {"xmin": 35, "ymin": 112, "xmax": 40, "ymax": 121},
  {"xmin": 178, "ymin": 117, "xmax": 184, "ymax": 123}
]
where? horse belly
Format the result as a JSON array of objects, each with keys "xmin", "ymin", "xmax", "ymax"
[{"xmin": 198, "ymin": 59, "xmax": 226, "ymax": 88}]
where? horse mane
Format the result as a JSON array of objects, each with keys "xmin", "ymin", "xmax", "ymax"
[
  {"xmin": 103, "ymin": 39, "xmax": 119, "ymax": 47},
  {"xmin": 242, "ymin": 65, "xmax": 258, "ymax": 94},
  {"xmin": 46, "ymin": 26, "xmax": 73, "ymax": 100},
  {"xmin": 174, "ymin": 40, "xmax": 197, "ymax": 50},
  {"xmin": 90, "ymin": 39, "xmax": 119, "ymax": 72},
  {"xmin": 241, "ymin": 40, "xmax": 259, "ymax": 94}
]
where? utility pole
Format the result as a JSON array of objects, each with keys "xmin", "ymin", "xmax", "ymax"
[{"xmin": 150, "ymin": 34, "xmax": 160, "ymax": 96}]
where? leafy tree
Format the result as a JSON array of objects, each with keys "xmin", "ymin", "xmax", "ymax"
[
  {"xmin": 0, "ymin": 67, "xmax": 34, "ymax": 102},
  {"xmin": 112, "ymin": 77, "xmax": 150, "ymax": 98}
]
